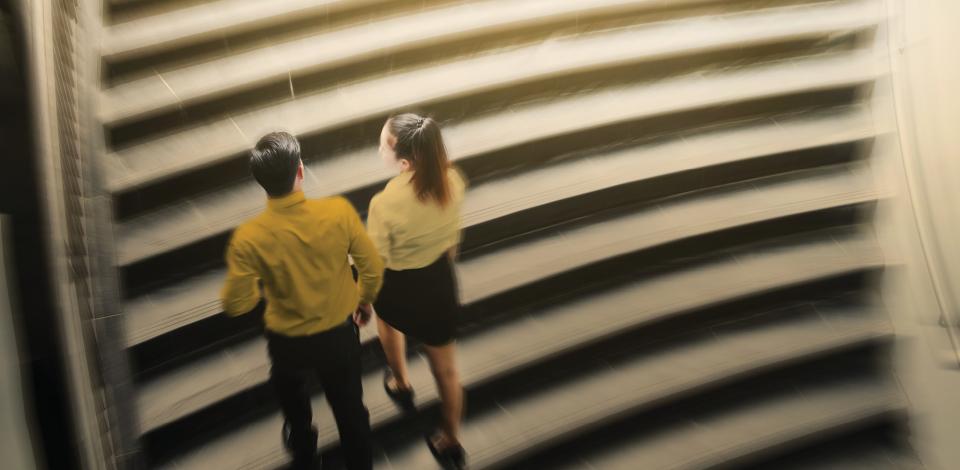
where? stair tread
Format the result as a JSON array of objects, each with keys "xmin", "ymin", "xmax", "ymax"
[
  {"xmin": 116, "ymin": 101, "xmax": 878, "ymax": 266},
  {"xmin": 103, "ymin": 25, "xmax": 880, "ymax": 193},
  {"xmin": 101, "ymin": 2, "xmax": 897, "ymax": 469},
  {"xmin": 124, "ymin": 151, "xmax": 879, "ymax": 350},
  {"xmin": 163, "ymin": 250, "xmax": 889, "ymax": 469},
  {"xmin": 746, "ymin": 427, "xmax": 923, "ymax": 470},
  {"xmin": 104, "ymin": 0, "xmax": 390, "ymax": 62},
  {"xmin": 553, "ymin": 375, "xmax": 902, "ymax": 470},
  {"xmin": 137, "ymin": 210, "xmax": 881, "ymax": 434},
  {"xmin": 457, "ymin": 165, "xmax": 879, "ymax": 304},
  {"xmin": 101, "ymin": 0, "xmax": 880, "ymax": 125},
  {"xmin": 101, "ymin": 0, "xmax": 655, "ymax": 122}
]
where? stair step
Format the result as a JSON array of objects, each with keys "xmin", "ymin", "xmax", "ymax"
[
  {"xmin": 547, "ymin": 370, "xmax": 902, "ymax": 470},
  {"xmin": 379, "ymin": 303, "xmax": 895, "ymax": 469},
  {"xmin": 138, "ymin": 218, "xmax": 882, "ymax": 431},
  {"xmin": 116, "ymin": 103, "xmax": 879, "ymax": 266},
  {"xmin": 134, "ymin": 177, "xmax": 879, "ymax": 432},
  {"xmin": 160, "ymin": 232, "xmax": 888, "ymax": 469},
  {"xmin": 743, "ymin": 424, "xmax": 922, "ymax": 469},
  {"xmin": 101, "ymin": 0, "xmax": 880, "ymax": 127},
  {"xmin": 137, "ymin": 222, "xmax": 882, "ymax": 435},
  {"xmin": 123, "ymin": 154, "xmax": 879, "ymax": 352},
  {"xmin": 103, "ymin": 26, "xmax": 880, "ymax": 193},
  {"xmin": 96, "ymin": 1, "xmax": 900, "ymax": 468},
  {"xmin": 458, "ymin": 165, "xmax": 878, "ymax": 305},
  {"xmin": 104, "ymin": 0, "xmax": 395, "ymax": 62}
]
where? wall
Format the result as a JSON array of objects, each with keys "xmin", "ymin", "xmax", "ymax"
[{"xmin": 875, "ymin": 0, "xmax": 960, "ymax": 468}]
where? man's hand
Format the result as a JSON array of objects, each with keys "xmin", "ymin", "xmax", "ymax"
[{"xmin": 353, "ymin": 303, "xmax": 374, "ymax": 327}]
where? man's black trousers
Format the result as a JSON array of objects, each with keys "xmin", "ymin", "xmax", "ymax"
[{"xmin": 266, "ymin": 318, "xmax": 373, "ymax": 470}]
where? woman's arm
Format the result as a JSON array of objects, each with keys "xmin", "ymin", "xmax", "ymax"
[
  {"xmin": 345, "ymin": 201, "xmax": 384, "ymax": 306},
  {"xmin": 366, "ymin": 195, "xmax": 393, "ymax": 265}
]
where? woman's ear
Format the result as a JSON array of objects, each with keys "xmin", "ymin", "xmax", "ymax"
[{"xmin": 399, "ymin": 158, "xmax": 412, "ymax": 172}]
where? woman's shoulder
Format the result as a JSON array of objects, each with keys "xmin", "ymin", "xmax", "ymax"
[
  {"xmin": 383, "ymin": 172, "xmax": 414, "ymax": 193},
  {"xmin": 448, "ymin": 165, "xmax": 467, "ymax": 187},
  {"xmin": 448, "ymin": 165, "xmax": 467, "ymax": 198},
  {"xmin": 368, "ymin": 190, "xmax": 386, "ymax": 211},
  {"xmin": 448, "ymin": 164, "xmax": 466, "ymax": 182},
  {"xmin": 371, "ymin": 174, "xmax": 409, "ymax": 209}
]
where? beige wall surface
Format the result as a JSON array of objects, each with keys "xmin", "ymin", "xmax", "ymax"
[{"xmin": 878, "ymin": 0, "xmax": 960, "ymax": 468}]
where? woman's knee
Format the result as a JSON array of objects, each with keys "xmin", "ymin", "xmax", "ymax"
[{"xmin": 431, "ymin": 363, "xmax": 458, "ymax": 382}]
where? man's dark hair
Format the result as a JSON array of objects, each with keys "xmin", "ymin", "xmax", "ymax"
[{"xmin": 250, "ymin": 131, "xmax": 301, "ymax": 197}]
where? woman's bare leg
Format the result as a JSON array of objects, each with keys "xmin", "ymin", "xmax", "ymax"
[
  {"xmin": 377, "ymin": 317, "xmax": 411, "ymax": 389},
  {"xmin": 423, "ymin": 342, "xmax": 463, "ymax": 444}
]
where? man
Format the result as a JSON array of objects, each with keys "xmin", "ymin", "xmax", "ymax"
[{"xmin": 221, "ymin": 131, "xmax": 384, "ymax": 470}]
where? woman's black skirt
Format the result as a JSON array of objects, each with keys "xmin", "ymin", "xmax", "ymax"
[{"xmin": 374, "ymin": 254, "xmax": 460, "ymax": 346}]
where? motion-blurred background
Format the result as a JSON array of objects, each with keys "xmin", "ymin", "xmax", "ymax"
[{"xmin": 1, "ymin": 0, "xmax": 959, "ymax": 469}]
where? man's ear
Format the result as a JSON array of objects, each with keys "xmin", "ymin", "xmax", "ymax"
[{"xmin": 298, "ymin": 162, "xmax": 305, "ymax": 179}]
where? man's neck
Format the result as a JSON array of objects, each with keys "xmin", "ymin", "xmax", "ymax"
[{"xmin": 269, "ymin": 188, "xmax": 301, "ymax": 199}]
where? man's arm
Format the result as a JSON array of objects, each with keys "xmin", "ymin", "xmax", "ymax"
[
  {"xmin": 220, "ymin": 233, "xmax": 261, "ymax": 316},
  {"xmin": 346, "ymin": 200, "xmax": 384, "ymax": 306}
]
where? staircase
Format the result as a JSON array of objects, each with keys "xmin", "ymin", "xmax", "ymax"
[{"xmin": 98, "ymin": 0, "xmax": 916, "ymax": 468}]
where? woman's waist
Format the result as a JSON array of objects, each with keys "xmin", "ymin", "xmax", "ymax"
[{"xmin": 385, "ymin": 246, "xmax": 454, "ymax": 272}]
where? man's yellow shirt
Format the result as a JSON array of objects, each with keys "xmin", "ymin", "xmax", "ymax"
[{"xmin": 220, "ymin": 191, "xmax": 384, "ymax": 336}]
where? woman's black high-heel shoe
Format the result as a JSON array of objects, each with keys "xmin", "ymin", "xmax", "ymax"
[
  {"xmin": 426, "ymin": 432, "xmax": 466, "ymax": 470},
  {"xmin": 383, "ymin": 369, "xmax": 416, "ymax": 411}
]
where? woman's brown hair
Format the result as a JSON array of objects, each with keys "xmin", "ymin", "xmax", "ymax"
[{"xmin": 387, "ymin": 113, "xmax": 452, "ymax": 207}]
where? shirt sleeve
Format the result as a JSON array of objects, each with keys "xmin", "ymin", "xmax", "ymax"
[
  {"xmin": 345, "ymin": 199, "xmax": 384, "ymax": 304},
  {"xmin": 366, "ymin": 195, "xmax": 393, "ymax": 266},
  {"xmin": 220, "ymin": 232, "xmax": 262, "ymax": 316}
]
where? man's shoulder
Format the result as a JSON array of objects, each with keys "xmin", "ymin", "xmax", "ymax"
[
  {"xmin": 306, "ymin": 195, "xmax": 359, "ymax": 218},
  {"xmin": 233, "ymin": 213, "xmax": 269, "ymax": 240},
  {"xmin": 228, "ymin": 218, "xmax": 265, "ymax": 254},
  {"xmin": 306, "ymin": 194, "xmax": 350, "ymax": 208}
]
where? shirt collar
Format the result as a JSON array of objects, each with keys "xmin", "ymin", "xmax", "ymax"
[{"xmin": 267, "ymin": 191, "xmax": 306, "ymax": 211}]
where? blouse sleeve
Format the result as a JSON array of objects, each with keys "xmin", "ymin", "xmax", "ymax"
[{"xmin": 366, "ymin": 194, "xmax": 393, "ymax": 266}]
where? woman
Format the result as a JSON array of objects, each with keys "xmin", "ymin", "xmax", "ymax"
[{"xmin": 367, "ymin": 113, "xmax": 467, "ymax": 469}]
